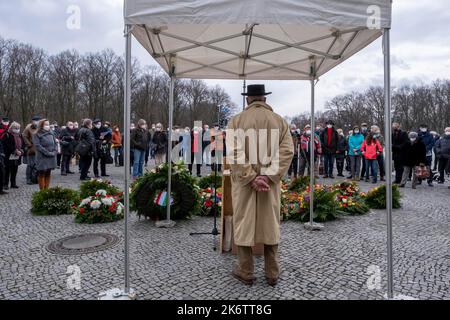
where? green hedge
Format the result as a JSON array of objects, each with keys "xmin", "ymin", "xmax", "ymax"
[{"xmin": 31, "ymin": 187, "xmax": 80, "ymax": 216}]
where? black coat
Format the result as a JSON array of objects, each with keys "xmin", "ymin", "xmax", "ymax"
[
  {"xmin": 78, "ymin": 127, "xmax": 96, "ymax": 157},
  {"xmin": 130, "ymin": 128, "xmax": 149, "ymax": 151},
  {"xmin": 435, "ymin": 135, "xmax": 450, "ymax": 159},
  {"xmin": 392, "ymin": 129, "xmax": 408, "ymax": 162},
  {"xmin": 336, "ymin": 135, "xmax": 347, "ymax": 159},
  {"xmin": 1, "ymin": 132, "xmax": 24, "ymax": 166},
  {"xmin": 59, "ymin": 128, "xmax": 78, "ymax": 156},
  {"xmin": 401, "ymin": 140, "xmax": 427, "ymax": 167},
  {"xmin": 320, "ymin": 128, "xmax": 339, "ymax": 154},
  {"xmin": 152, "ymin": 131, "xmax": 168, "ymax": 154}
]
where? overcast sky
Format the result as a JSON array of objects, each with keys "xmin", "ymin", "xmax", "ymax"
[{"xmin": 1, "ymin": 0, "xmax": 449, "ymax": 117}]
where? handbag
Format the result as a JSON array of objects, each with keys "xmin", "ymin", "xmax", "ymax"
[{"xmin": 414, "ymin": 165, "xmax": 430, "ymax": 179}]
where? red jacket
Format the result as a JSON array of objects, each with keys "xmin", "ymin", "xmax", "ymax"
[{"xmin": 361, "ymin": 140, "xmax": 382, "ymax": 160}]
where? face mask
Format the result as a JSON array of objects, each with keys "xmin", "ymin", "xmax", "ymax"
[
  {"xmin": 95, "ymin": 124, "xmax": 101, "ymax": 129},
  {"xmin": 12, "ymin": 129, "xmax": 20, "ymax": 134},
  {"xmin": 445, "ymin": 132, "xmax": 450, "ymax": 136},
  {"xmin": 373, "ymin": 134, "xmax": 378, "ymax": 138},
  {"xmin": 420, "ymin": 128, "xmax": 427, "ymax": 133},
  {"xmin": 32, "ymin": 121, "xmax": 39, "ymax": 126},
  {"xmin": 354, "ymin": 130, "xmax": 360, "ymax": 134},
  {"xmin": 410, "ymin": 138, "xmax": 416, "ymax": 142},
  {"xmin": 44, "ymin": 125, "xmax": 51, "ymax": 131},
  {"xmin": 68, "ymin": 126, "xmax": 74, "ymax": 130},
  {"xmin": 306, "ymin": 130, "xmax": 312, "ymax": 135},
  {"xmin": 156, "ymin": 128, "xmax": 161, "ymax": 132},
  {"xmin": 327, "ymin": 125, "xmax": 332, "ymax": 129},
  {"xmin": 2, "ymin": 122, "xmax": 9, "ymax": 126},
  {"xmin": 362, "ymin": 127, "xmax": 367, "ymax": 132}
]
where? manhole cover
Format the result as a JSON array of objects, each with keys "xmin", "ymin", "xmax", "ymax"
[{"xmin": 46, "ymin": 233, "xmax": 120, "ymax": 255}]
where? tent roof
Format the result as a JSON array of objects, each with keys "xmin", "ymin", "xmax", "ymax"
[{"xmin": 124, "ymin": 0, "xmax": 392, "ymax": 80}]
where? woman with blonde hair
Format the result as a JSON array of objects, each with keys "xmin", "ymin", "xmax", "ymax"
[{"xmin": 32, "ymin": 119, "xmax": 57, "ymax": 190}]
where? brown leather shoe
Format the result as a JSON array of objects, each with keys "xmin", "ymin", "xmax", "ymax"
[
  {"xmin": 266, "ymin": 277, "xmax": 278, "ymax": 287},
  {"xmin": 232, "ymin": 268, "xmax": 255, "ymax": 286}
]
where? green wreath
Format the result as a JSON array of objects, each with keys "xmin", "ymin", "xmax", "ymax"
[{"xmin": 130, "ymin": 162, "xmax": 200, "ymax": 220}]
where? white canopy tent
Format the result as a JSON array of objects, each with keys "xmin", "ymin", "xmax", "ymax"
[{"xmin": 120, "ymin": 0, "xmax": 394, "ymax": 299}]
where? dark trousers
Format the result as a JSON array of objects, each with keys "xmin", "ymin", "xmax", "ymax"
[
  {"xmin": 61, "ymin": 154, "xmax": 72, "ymax": 174},
  {"xmin": 394, "ymin": 160, "xmax": 404, "ymax": 184},
  {"xmin": 323, "ymin": 154, "xmax": 335, "ymax": 176},
  {"xmin": 189, "ymin": 164, "xmax": 202, "ymax": 176},
  {"xmin": 365, "ymin": 159, "xmax": 378, "ymax": 182},
  {"xmin": 336, "ymin": 157, "xmax": 345, "ymax": 175},
  {"xmin": 288, "ymin": 156, "xmax": 298, "ymax": 177},
  {"xmin": 377, "ymin": 154, "xmax": 385, "ymax": 178},
  {"xmin": 80, "ymin": 155, "xmax": 93, "ymax": 180},
  {"xmin": 26, "ymin": 155, "xmax": 36, "ymax": 183},
  {"xmin": 93, "ymin": 156, "xmax": 106, "ymax": 177},
  {"xmin": 145, "ymin": 147, "xmax": 150, "ymax": 165},
  {"xmin": 360, "ymin": 156, "xmax": 367, "ymax": 178},
  {"xmin": 4, "ymin": 163, "xmax": 19, "ymax": 187},
  {"xmin": 0, "ymin": 163, "xmax": 4, "ymax": 192},
  {"xmin": 57, "ymin": 153, "xmax": 61, "ymax": 167},
  {"xmin": 438, "ymin": 157, "xmax": 449, "ymax": 183},
  {"xmin": 113, "ymin": 147, "xmax": 123, "ymax": 166}
]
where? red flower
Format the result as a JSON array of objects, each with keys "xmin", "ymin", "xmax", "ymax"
[
  {"xmin": 205, "ymin": 200, "xmax": 213, "ymax": 208},
  {"xmin": 79, "ymin": 208, "xmax": 85, "ymax": 215}
]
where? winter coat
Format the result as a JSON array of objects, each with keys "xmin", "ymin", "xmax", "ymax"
[
  {"xmin": 1, "ymin": 131, "xmax": 24, "ymax": 166},
  {"xmin": 392, "ymin": 129, "xmax": 409, "ymax": 162},
  {"xmin": 401, "ymin": 140, "xmax": 427, "ymax": 167},
  {"xmin": 152, "ymin": 131, "xmax": 168, "ymax": 155},
  {"xmin": 0, "ymin": 138, "xmax": 4, "ymax": 168},
  {"xmin": 348, "ymin": 133, "xmax": 364, "ymax": 156},
  {"xmin": 111, "ymin": 131, "xmax": 122, "ymax": 148},
  {"xmin": 290, "ymin": 131, "xmax": 300, "ymax": 157},
  {"xmin": 434, "ymin": 135, "xmax": 450, "ymax": 159},
  {"xmin": 361, "ymin": 139, "xmax": 383, "ymax": 160},
  {"xmin": 320, "ymin": 127, "xmax": 339, "ymax": 154},
  {"xmin": 336, "ymin": 135, "xmax": 348, "ymax": 159},
  {"xmin": 130, "ymin": 128, "xmax": 149, "ymax": 151},
  {"xmin": 32, "ymin": 130, "xmax": 57, "ymax": 171},
  {"xmin": 22, "ymin": 124, "xmax": 38, "ymax": 156},
  {"xmin": 59, "ymin": 128, "xmax": 77, "ymax": 156},
  {"xmin": 92, "ymin": 127, "xmax": 111, "ymax": 158},
  {"xmin": 0, "ymin": 124, "xmax": 8, "ymax": 140},
  {"xmin": 228, "ymin": 101, "xmax": 294, "ymax": 246},
  {"xmin": 77, "ymin": 127, "xmax": 97, "ymax": 157},
  {"xmin": 299, "ymin": 133, "xmax": 321, "ymax": 159},
  {"xmin": 418, "ymin": 131, "xmax": 435, "ymax": 157}
]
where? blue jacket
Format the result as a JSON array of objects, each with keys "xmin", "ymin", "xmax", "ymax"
[
  {"xmin": 418, "ymin": 131, "xmax": 435, "ymax": 156},
  {"xmin": 348, "ymin": 133, "xmax": 364, "ymax": 156}
]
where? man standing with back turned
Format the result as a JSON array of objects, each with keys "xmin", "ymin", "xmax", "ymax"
[{"xmin": 227, "ymin": 85, "xmax": 294, "ymax": 287}]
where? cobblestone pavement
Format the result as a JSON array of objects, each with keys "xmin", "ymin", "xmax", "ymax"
[{"xmin": 0, "ymin": 162, "xmax": 449, "ymax": 300}]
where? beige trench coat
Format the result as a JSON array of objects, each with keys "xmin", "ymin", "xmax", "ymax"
[{"xmin": 227, "ymin": 101, "xmax": 294, "ymax": 246}]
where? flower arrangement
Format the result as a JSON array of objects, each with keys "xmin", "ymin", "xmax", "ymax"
[
  {"xmin": 334, "ymin": 181, "xmax": 370, "ymax": 215},
  {"xmin": 365, "ymin": 185, "xmax": 402, "ymax": 209},
  {"xmin": 74, "ymin": 189, "xmax": 124, "ymax": 224},
  {"xmin": 80, "ymin": 179, "xmax": 121, "ymax": 200},
  {"xmin": 197, "ymin": 174, "xmax": 223, "ymax": 189},
  {"xmin": 31, "ymin": 187, "xmax": 80, "ymax": 216},
  {"xmin": 131, "ymin": 161, "xmax": 200, "ymax": 220},
  {"xmin": 197, "ymin": 187, "xmax": 223, "ymax": 216}
]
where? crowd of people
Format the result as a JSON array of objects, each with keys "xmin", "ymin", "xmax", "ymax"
[
  {"xmin": 1, "ymin": 112, "xmax": 450, "ymax": 196},
  {"xmin": 288, "ymin": 121, "xmax": 450, "ymax": 189},
  {"xmin": 0, "ymin": 115, "xmax": 226, "ymax": 196}
]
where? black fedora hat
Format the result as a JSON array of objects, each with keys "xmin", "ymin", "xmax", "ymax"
[{"xmin": 242, "ymin": 84, "xmax": 272, "ymax": 96}]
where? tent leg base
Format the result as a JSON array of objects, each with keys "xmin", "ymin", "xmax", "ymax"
[
  {"xmin": 383, "ymin": 293, "xmax": 417, "ymax": 300},
  {"xmin": 98, "ymin": 288, "xmax": 136, "ymax": 300},
  {"xmin": 304, "ymin": 222, "xmax": 324, "ymax": 231},
  {"xmin": 156, "ymin": 220, "xmax": 177, "ymax": 228}
]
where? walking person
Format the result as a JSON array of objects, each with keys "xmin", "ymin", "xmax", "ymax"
[
  {"xmin": 2, "ymin": 122, "xmax": 24, "ymax": 190},
  {"xmin": 335, "ymin": 128, "xmax": 347, "ymax": 177},
  {"xmin": 76, "ymin": 119, "xmax": 96, "ymax": 181},
  {"xmin": 228, "ymin": 84, "xmax": 294, "ymax": 287},
  {"xmin": 320, "ymin": 120, "xmax": 338, "ymax": 179},
  {"xmin": 33, "ymin": 119, "xmax": 57, "ymax": 190},
  {"xmin": 392, "ymin": 122, "xmax": 409, "ymax": 184},
  {"xmin": 111, "ymin": 125, "xmax": 123, "ymax": 167},
  {"xmin": 59, "ymin": 122, "xmax": 77, "ymax": 176},
  {"xmin": 434, "ymin": 127, "xmax": 450, "ymax": 185},
  {"xmin": 399, "ymin": 132, "xmax": 427, "ymax": 189},
  {"xmin": 347, "ymin": 126, "xmax": 364, "ymax": 181},
  {"xmin": 152, "ymin": 123, "xmax": 168, "ymax": 166},
  {"xmin": 360, "ymin": 132, "xmax": 383, "ymax": 184},
  {"xmin": 131, "ymin": 119, "xmax": 149, "ymax": 179},
  {"xmin": 22, "ymin": 116, "xmax": 41, "ymax": 185}
]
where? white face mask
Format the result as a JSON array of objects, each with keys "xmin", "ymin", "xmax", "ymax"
[
  {"xmin": 68, "ymin": 126, "xmax": 74, "ymax": 130},
  {"xmin": 12, "ymin": 129, "xmax": 20, "ymax": 134},
  {"xmin": 327, "ymin": 125, "xmax": 332, "ymax": 129},
  {"xmin": 44, "ymin": 125, "xmax": 51, "ymax": 131},
  {"xmin": 445, "ymin": 132, "xmax": 450, "ymax": 136},
  {"xmin": 420, "ymin": 128, "xmax": 427, "ymax": 132},
  {"xmin": 410, "ymin": 138, "xmax": 416, "ymax": 142},
  {"xmin": 306, "ymin": 130, "xmax": 312, "ymax": 135},
  {"xmin": 354, "ymin": 130, "xmax": 360, "ymax": 134}
]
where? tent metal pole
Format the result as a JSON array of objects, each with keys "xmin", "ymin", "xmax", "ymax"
[
  {"xmin": 383, "ymin": 28, "xmax": 394, "ymax": 299},
  {"xmin": 123, "ymin": 24, "xmax": 132, "ymax": 294},
  {"xmin": 167, "ymin": 75, "xmax": 175, "ymax": 222},
  {"xmin": 309, "ymin": 78, "xmax": 315, "ymax": 226}
]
